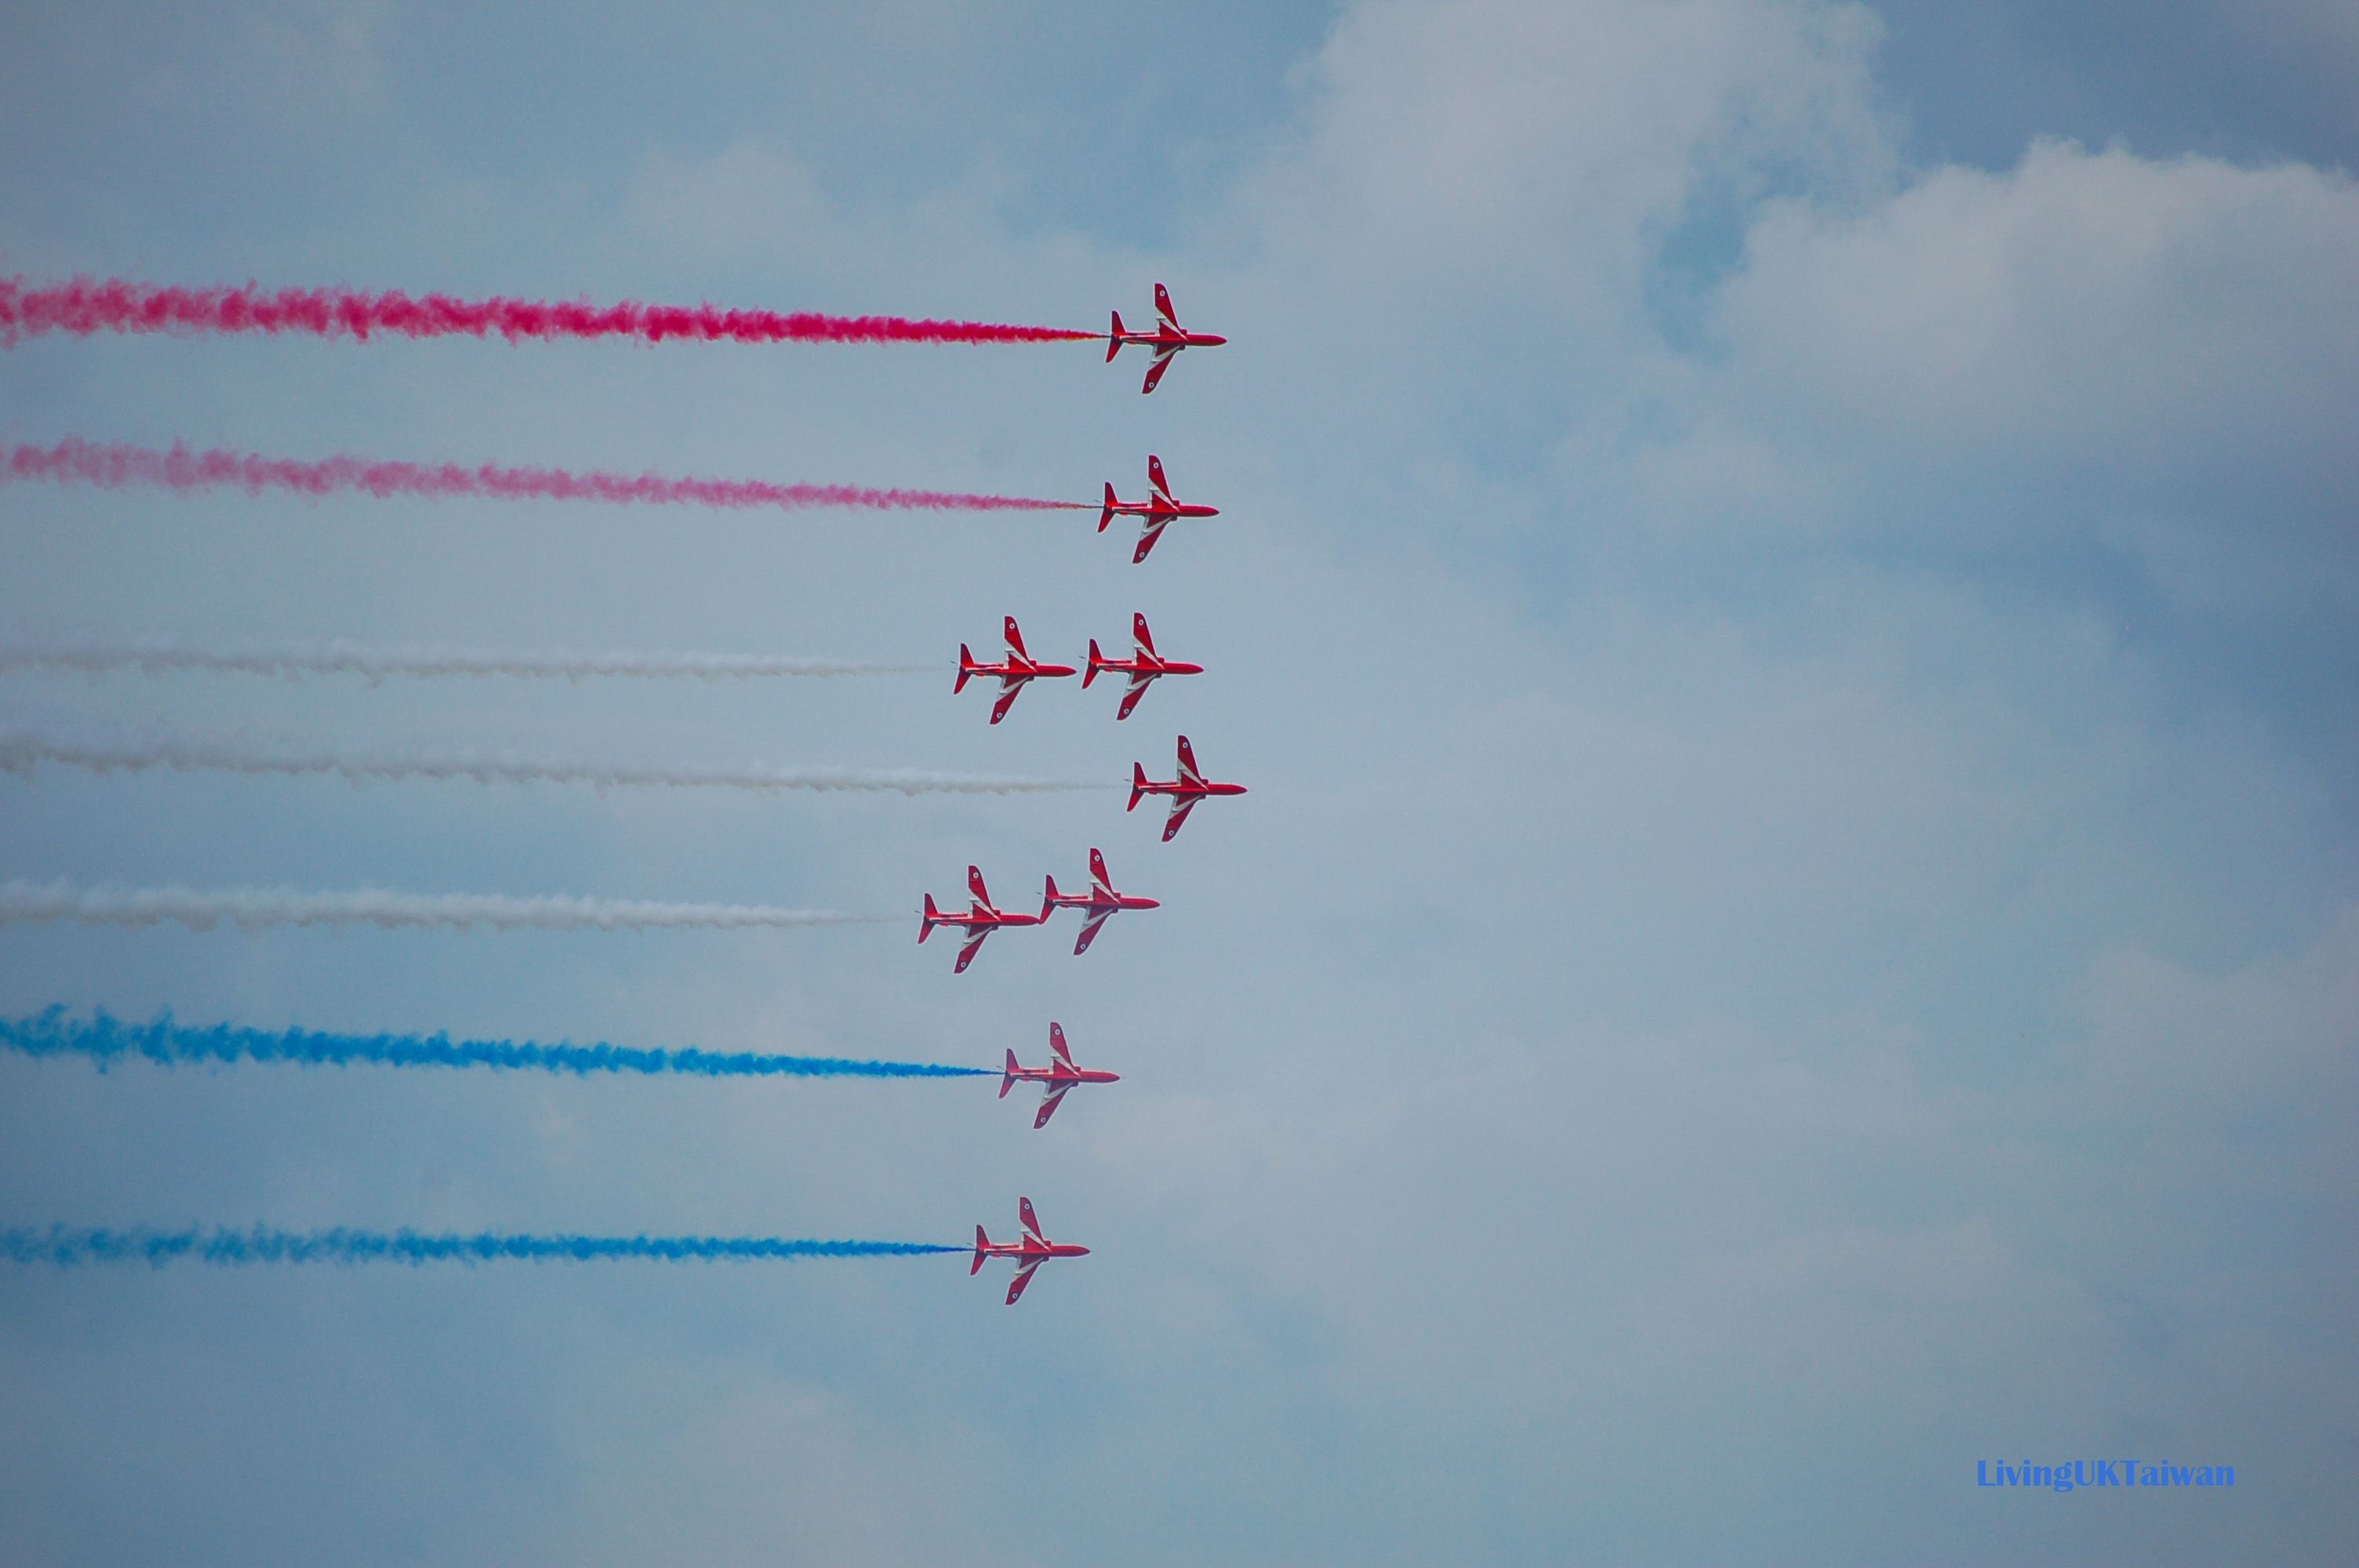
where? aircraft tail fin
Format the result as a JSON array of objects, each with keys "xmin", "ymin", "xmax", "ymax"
[
  {"xmin": 954, "ymin": 644, "xmax": 975, "ymax": 694},
  {"xmin": 1099, "ymin": 481, "xmax": 1117, "ymax": 532},
  {"xmin": 1083, "ymin": 639, "xmax": 1105, "ymax": 686},
  {"xmin": 1106, "ymin": 310, "xmax": 1125, "ymax": 359},
  {"xmin": 1128, "ymin": 762, "xmax": 1148, "ymax": 812},
  {"xmin": 971, "ymin": 1227, "xmax": 990, "ymax": 1274},
  {"xmin": 920, "ymin": 894, "xmax": 940, "ymax": 942},
  {"xmin": 1042, "ymin": 875, "xmax": 1062, "ymax": 922},
  {"xmin": 1000, "ymin": 1051, "xmax": 1018, "ymax": 1099}
]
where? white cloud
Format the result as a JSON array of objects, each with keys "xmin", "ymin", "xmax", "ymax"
[
  {"xmin": 2068, "ymin": 902, "xmax": 2359, "ymax": 1135},
  {"xmin": 1711, "ymin": 140, "xmax": 2359, "ymax": 485},
  {"xmin": 1248, "ymin": 0, "xmax": 1891, "ymax": 311}
]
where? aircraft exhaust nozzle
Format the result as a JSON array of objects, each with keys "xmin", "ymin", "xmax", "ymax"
[
  {"xmin": 972, "ymin": 1227, "xmax": 990, "ymax": 1274},
  {"xmin": 1001, "ymin": 1050, "xmax": 1018, "ymax": 1099}
]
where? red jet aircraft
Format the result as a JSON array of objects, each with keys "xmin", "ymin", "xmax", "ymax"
[
  {"xmin": 1000, "ymin": 1022, "xmax": 1120, "ymax": 1129},
  {"xmin": 1099, "ymin": 455, "xmax": 1219, "ymax": 564},
  {"xmin": 920, "ymin": 866, "xmax": 1045, "ymax": 973},
  {"xmin": 1106, "ymin": 281, "xmax": 1227, "ymax": 394},
  {"xmin": 972, "ymin": 1196, "xmax": 1089, "ymax": 1304},
  {"xmin": 1085, "ymin": 613, "xmax": 1203, "ymax": 720},
  {"xmin": 1043, "ymin": 847, "xmax": 1160, "ymax": 955},
  {"xmin": 1129, "ymin": 735, "xmax": 1249, "ymax": 841},
  {"xmin": 955, "ymin": 615, "xmax": 1076, "ymax": 724}
]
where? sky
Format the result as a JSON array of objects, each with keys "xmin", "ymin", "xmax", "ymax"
[{"xmin": 1, "ymin": 2, "xmax": 2354, "ymax": 1563}]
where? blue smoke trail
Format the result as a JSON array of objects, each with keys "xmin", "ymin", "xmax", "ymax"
[
  {"xmin": 2, "ymin": 1225, "xmax": 961, "ymax": 1267},
  {"xmin": 0, "ymin": 1007, "xmax": 991, "ymax": 1080}
]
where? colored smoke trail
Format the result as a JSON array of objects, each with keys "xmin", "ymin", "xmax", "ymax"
[
  {"xmin": 1, "ymin": 275, "xmax": 1101, "ymax": 347},
  {"xmin": 0, "ymin": 879, "xmax": 884, "ymax": 933},
  {"xmin": 0, "ymin": 636, "xmax": 930, "ymax": 681},
  {"xmin": 3, "ymin": 437, "xmax": 1091, "ymax": 515},
  {"xmin": 2, "ymin": 1225, "xmax": 961, "ymax": 1268},
  {"xmin": 2, "ymin": 1007, "xmax": 991, "ymax": 1080},
  {"xmin": 0, "ymin": 728, "xmax": 1106, "ymax": 797}
]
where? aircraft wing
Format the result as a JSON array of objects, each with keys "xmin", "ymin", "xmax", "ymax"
[
  {"xmin": 1049, "ymin": 1022, "xmax": 1073, "ymax": 1067},
  {"xmin": 1132, "ymin": 517, "xmax": 1171, "ymax": 563},
  {"xmin": 953, "ymin": 927, "xmax": 991, "ymax": 974},
  {"xmin": 989, "ymin": 681, "xmax": 1023, "ymax": 724},
  {"xmin": 1034, "ymin": 1084, "xmax": 1070, "ymax": 1129},
  {"xmin": 1072, "ymin": 909, "xmax": 1114, "ymax": 956},
  {"xmin": 1176, "ymin": 736, "xmax": 1203, "ymax": 784},
  {"xmin": 1161, "ymin": 795, "xmax": 1200, "ymax": 842},
  {"xmin": 1115, "ymin": 671, "xmax": 1154, "ymax": 721},
  {"xmin": 1005, "ymin": 1258, "xmax": 1042, "ymax": 1305},
  {"xmin": 1140, "ymin": 349, "xmax": 1178, "ymax": 395}
]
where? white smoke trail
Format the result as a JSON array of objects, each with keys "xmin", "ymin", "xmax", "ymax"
[
  {"xmin": 0, "ymin": 879, "xmax": 886, "ymax": 932},
  {"xmin": 0, "ymin": 636, "xmax": 931, "ymax": 682},
  {"xmin": 0, "ymin": 730, "xmax": 1105, "ymax": 796}
]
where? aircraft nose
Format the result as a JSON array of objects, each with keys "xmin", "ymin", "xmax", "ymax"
[
  {"xmin": 1139, "ymin": 897, "xmax": 1161, "ymax": 909},
  {"xmin": 1071, "ymin": 1245, "xmax": 1092, "ymax": 1256},
  {"xmin": 1199, "ymin": 334, "xmax": 1228, "ymax": 346}
]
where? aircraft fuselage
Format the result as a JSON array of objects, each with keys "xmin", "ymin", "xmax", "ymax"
[
  {"xmin": 1138, "ymin": 779, "xmax": 1247, "ymax": 799},
  {"xmin": 1006, "ymin": 1067, "xmax": 1121, "ymax": 1089}
]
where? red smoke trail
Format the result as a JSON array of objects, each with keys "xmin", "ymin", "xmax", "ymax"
[
  {"xmin": 0, "ymin": 276, "xmax": 1103, "ymax": 347},
  {"xmin": 3, "ymin": 438, "xmax": 1091, "ymax": 514}
]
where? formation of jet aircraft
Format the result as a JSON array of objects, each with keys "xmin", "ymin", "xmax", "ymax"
[
  {"xmin": 921, "ymin": 848, "xmax": 1162, "ymax": 972},
  {"xmin": 1105, "ymin": 282, "xmax": 1226, "ymax": 394},
  {"xmin": 1129, "ymin": 735, "xmax": 1249, "ymax": 841},
  {"xmin": 959, "ymin": 614, "xmax": 1200, "ymax": 724},
  {"xmin": 1000, "ymin": 1022, "xmax": 1119, "ymax": 1129},
  {"xmin": 957, "ymin": 286, "xmax": 1243, "ymax": 1301},
  {"xmin": 1099, "ymin": 455, "xmax": 1220, "ymax": 563},
  {"xmin": 972, "ymin": 1196, "xmax": 1090, "ymax": 1304}
]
